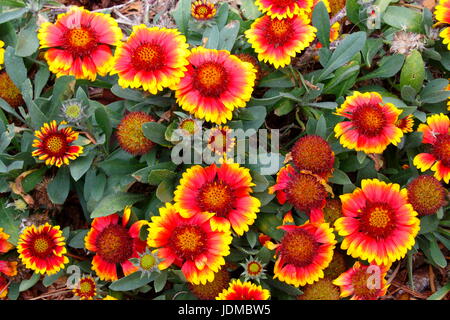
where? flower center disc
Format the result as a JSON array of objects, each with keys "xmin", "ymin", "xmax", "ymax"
[
  {"xmin": 248, "ymin": 261, "xmax": 262, "ymax": 276},
  {"xmin": 360, "ymin": 203, "xmax": 395, "ymax": 238},
  {"xmin": 65, "ymin": 104, "xmax": 82, "ymax": 119},
  {"xmin": 286, "ymin": 173, "xmax": 326, "ymax": 212},
  {"xmin": 32, "ymin": 236, "xmax": 53, "ymax": 258},
  {"xmin": 79, "ymin": 279, "xmax": 94, "ymax": 294},
  {"xmin": 281, "ymin": 229, "xmax": 318, "ymax": 267},
  {"xmin": 432, "ymin": 134, "xmax": 450, "ymax": 167},
  {"xmin": 96, "ymin": 225, "xmax": 133, "ymax": 264},
  {"xmin": 196, "ymin": 5, "xmax": 209, "ymax": 15},
  {"xmin": 132, "ymin": 43, "xmax": 164, "ymax": 71},
  {"xmin": 180, "ymin": 119, "xmax": 197, "ymax": 135},
  {"xmin": 171, "ymin": 225, "xmax": 206, "ymax": 260},
  {"xmin": 198, "ymin": 180, "xmax": 234, "ymax": 217},
  {"xmin": 352, "ymin": 269, "xmax": 378, "ymax": 299},
  {"xmin": 140, "ymin": 254, "xmax": 156, "ymax": 270},
  {"xmin": 352, "ymin": 104, "xmax": 386, "ymax": 136},
  {"xmin": 66, "ymin": 28, "xmax": 96, "ymax": 54},
  {"xmin": 266, "ymin": 18, "xmax": 293, "ymax": 46},
  {"xmin": 45, "ymin": 134, "xmax": 67, "ymax": 155},
  {"xmin": 194, "ymin": 62, "xmax": 228, "ymax": 97},
  {"xmin": 292, "ymin": 136, "xmax": 334, "ymax": 174}
]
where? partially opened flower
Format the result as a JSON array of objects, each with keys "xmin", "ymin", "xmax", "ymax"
[
  {"xmin": 191, "ymin": 0, "xmax": 217, "ymax": 20},
  {"xmin": 0, "ymin": 71, "xmax": 24, "ymax": 108},
  {"xmin": 60, "ymin": 99, "xmax": 86, "ymax": 124},
  {"xmin": 245, "ymin": 14, "xmax": 316, "ymax": 69},
  {"xmin": 32, "ymin": 120, "xmax": 83, "ymax": 167},
  {"xmin": 116, "ymin": 111, "xmax": 156, "ymax": 156},
  {"xmin": 178, "ymin": 117, "xmax": 203, "ymax": 137},
  {"xmin": 333, "ymin": 262, "xmax": 389, "ymax": 300},
  {"xmin": 38, "ymin": 6, "xmax": 123, "ymax": 80},
  {"xmin": 129, "ymin": 247, "xmax": 161, "ymax": 278},
  {"xmin": 73, "ymin": 275, "xmax": 97, "ymax": 300},
  {"xmin": 255, "ymin": 0, "xmax": 313, "ymax": 19},
  {"xmin": 84, "ymin": 207, "xmax": 148, "ymax": 281},
  {"xmin": 175, "ymin": 47, "xmax": 256, "ymax": 124},
  {"xmin": 17, "ymin": 223, "xmax": 69, "ymax": 275},
  {"xmin": 334, "ymin": 91, "xmax": 403, "ymax": 154},
  {"xmin": 298, "ymin": 278, "xmax": 340, "ymax": 300},
  {"xmin": 174, "ymin": 163, "xmax": 261, "ymax": 236},
  {"xmin": 413, "ymin": 113, "xmax": 450, "ymax": 183},
  {"xmin": 240, "ymin": 257, "xmax": 267, "ymax": 283},
  {"xmin": 216, "ymin": 279, "xmax": 270, "ymax": 300},
  {"xmin": 190, "ymin": 266, "xmax": 230, "ymax": 300},
  {"xmin": 0, "ymin": 228, "xmax": 14, "ymax": 254},
  {"xmin": 396, "ymin": 114, "xmax": 414, "ymax": 133},
  {"xmin": 111, "ymin": 25, "xmax": 190, "ymax": 94},
  {"xmin": 407, "ymin": 175, "xmax": 446, "ymax": 216},
  {"xmin": 267, "ymin": 221, "xmax": 336, "ymax": 287},
  {"xmin": 335, "ymin": 179, "xmax": 420, "ymax": 265},
  {"xmin": 147, "ymin": 203, "xmax": 233, "ymax": 285}
]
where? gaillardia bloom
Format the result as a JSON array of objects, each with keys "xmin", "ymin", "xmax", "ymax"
[
  {"xmin": 207, "ymin": 126, "xmax": 236, "ymax": 155},
  {"xmin": 111, "ymin": 25, "xmax": 190, "ymax": 94},
  {"xmin": 38, "ymin": 6, "xmax": 123, "ymax": 80},
  {"xmin": 0, "ymin": 261, "xmax": 18, "ymax": 277},
  {"xmin": 84, "ymin": 207, "xmax": 147, "ymax": 281},
  {"xmin": 175, "ymin": 47, "xmax": 256, "ymax": 124},
  {"xmin": 335, "ymin": 179, "xmax": 420, "ymax": 265},
  {"xmin": 240, "ymin": 257, "xmax": 267, "ymax": 283},
  {"xmin": 407, "ymin": 175, "xmax": 446, "ymax": 216},
  {"xmin": 116, "ymin": 111, "xmax": 156, "ymax": 155},
  {"xmin": 216, "ymin": 279, "xmax": 270, "ymax": 300},
  {"xmin": 73, "ymin": 275, "xmax": 97, "ymax": 300},
  {"xmin": 396, "ymin": 114, "xmax": 414, "ymax": 133},
  {"xmin": 174, "ymin": 163, "xmax": 261, "ymax": 236},
  {"xmin": 61, "ymin": 99, "xmax": 86, "ymax": 124},
  {"xmin": 129, "ymin": 248, "xmax": 161, "ymax": 278},
  {"xmin": 147, "ymin": 203, "xmax": 233, "ymax": 285},
  {"xmin": 334, "ymin": 91, "xmax": 403, "ymax": 154},
  {"xmin": 267, "ymin": 222, "xmax": 336, "ymax": 287},
  {"xmin": 290, "ymin": 135, "xmax": 334, "ymax": 179},
  {"xmin": 17, "ymin": 223, "xmax": 69, "ymax": 275},
  {"xmin": 0, "ymin": 71, "xmax": 24, "ymax": 108},
  {"xmin": 0, "ymin": 228, "xmax": 14, "ymax": 254},
  {"xmin": 245, "ymin": 14, "xmax": 316, "ymax": 69},
  {"xmin": 435, "ymin": 0, "xmax": 450, "ymax": 49},
  {"xmin": 190, "ymin": 266, "xmax": 230, "ymax": 300},
  {"xmin": 333, "ymin": 262, "xmax": 389, "ymax": 300},
  {"xmin": 32, "ymin": 120, "xmax": 83, "ymax": 167},
  {"xmin": 255, "ymin": 0, "xmax": 313, "ymax": 19},
  {"xmin": 413, "ymin": 113, "xmax": 450, "ymax": 183},
  {"xmin": 191, "ymin": 0, "xmax": 217, "ymax": 20},
  {"xmin": 297, "ymin": 278, "xmax": 340, "ymax": 300}
]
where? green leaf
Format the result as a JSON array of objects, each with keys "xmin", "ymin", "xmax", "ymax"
[
  {"xmin": 259, "ymin": 71, "xmax": 294, "ymax": 88},
  {"xmin": 263, "ymin": 278, "xmax": 302, "ymax": 296},
  {"xmin": 34, "ymin": 65, "xmax": 50, "ymax": 98},
  {"xmin": 383, "ymin": 6, "xmax": 423, "ymax": 33},
  {"xmin": 19, "ymin": 273, "xmax": 40, "ymax": 292},
  {"xmin": 204, "ymin": 24, "xmax": 219, "ymax": 49},
  {"xmin": 148, "ymin": 169, "xmax": 177, "ymax": 186},
  {"xmin": 68, "ymin": 230, "xmax": 88, "ymax": 249},
  {"xmin": 109, "ymin": 272, "xmax": 152, "ymax": 291},
  {"xmin": 218, "ymin": 20, "xmax": 240, "ymax": 51},
  {"xmin": 156, "ymin": 180, "xmax": 174, "ymax": 203},
  {"xmin": 427, "ymin": 282, "xmax": 450, "ymax": 300},
  {"xmin": 69, "ymin": 153, "xmax": 95, "ymax": 181},
  {"xmin": 95, "ymin": 105, "xmax": 112, "ymax": 147},
  {"xmin": 329, "ymin": 168, "xmax": 352, "ymax": 185},
  {"xmin": 346, "ymin": 0, "xmax": 363, "ymax": 29},
  {"xmin": 0, "ymin": 8, "xmax": 29, "ymax": 24},
  {"xmin": 111, "ymin": 84, "xmax": 145, "ymax": 101},
  {"xmin": 419, "ymin": 215, "xmax": 440, "ymax": 235},
  {"xmin": 426, "ymin": 234, "xmax": 447, "ymax": 268},
  {"xmin": 358, "ymin": 54, "xmax": 405, "ymax": 81},
  {"xmin": 4, "ymin": 47, "xmax": 27, "ymax": 88},
  {"xmin": 91, "ymin": 192, "xmax": 146, "ymax": 218},
  {"xmin": 171, "ymin": 0, "xmax": 191, "ymax": 36},
  {"xmin": 15, "ymin": 24, "xmax": 39, "ymax": 57},
  {"xmin": 47, "ymin": 167, "xmax": 70, "ymax": 205},
  {"xmin": 312, "ymin": 1, "xmax": 330, "ymax": 48},
  {"xmin": 22, "ymin": 167, "xmax": 47, "ymax": 193},
  {"xmin": 315, "ymin": 114, "xmax": 327, "ymax": 138},
  {"xmin": 142, "ymin": 122, "xmax": 171, "ymax": 147},
  {"xmin": 43, "ymin": 270, "xmax": 64, "ymax": 287},
  {"xmin": 240, "ymin": 0, "xmax": 262, "ymax": 20},
  {"xmin": 400, "ymin": 50, "xmax": 425, "ymax": 93},
  {"xmin": 154, "ymin": 272, "xmax": 168, "ymax": 293},
  {"xmin": 0, "ymin": 199, "xmax": 21, "ymax": 245}
]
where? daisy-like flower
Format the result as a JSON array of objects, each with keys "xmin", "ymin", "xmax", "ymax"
[
  {"xmin": 0, "ymin": 40, "xmax": 4, "ymax": 69},
  {"xmin": 111, "ymin": 25, "xmax": 190, "ymax": 94},
  {"xmin": 129, "ymin": 247, "xmax": 161, "ymax": 278},
  {"xmin": 116, "ymin": 111, "xmax": 155, "ymax": 156},
  {"xmin": 298, "ymin": 278, "xmax": 340, "ymax": 300},
  {"xmin": 216, "ymin": 279, "xmax": 270, "ymax": 300},
  {"xmin": 0, "ymin": 228, "xmax": 14, "ymax": 254},
  {"xmin": 0, "ymin": 71, "xmax": 24, "ymax": 108},
  {"xmin": 38, "ymin": 6, "xmax": 123, "ymax": 80},
  {"xmin": 435, "ymin": 0, "xmax": 450, "ymax": 49},
  {"xmin": 84, "ymin": 207, "xmax": 148, "ymax": 281},
  {"xmin": 147, "ymin": 203, "xmax": 233, "ymax": 285},
  {"xmin": 290, "ymin": 135, "xmax": 335, "ymax": 179},
  {"xmin": 189, "ymin": 266, "xmax": 230, "ymax": 300},
  {"xmin": 269, "ymin": 165, "xmax": 331, "ymax": 221},
  {"xmin": 17, "ymin": 223, "xmax": 69, "ymax": 275},
  {"xmin": 335, "ymin": 179, "xmax": 420, "ymax": 266},
  {"xmin": 245, "ymin": 14, "xmax": 316, "ymax": 69},
  {"xmin": 322, "ymin": 199, "xmax": 343, "ymax": 226},
  {"xmin": 191, "ymin": 0, "xmax": 217, "ymax": 20},
  {"xmin": 255, "ymin": 0, "xmax": 314, "ymax": 19},
  {"xmin": 413, "ymin": 113, "xmax": 450, "ymax": 183},
  {"xmin": 175, "ymin": 47, "xmax": 257, "ymax": 125},
  {"xmin": 207, "ymin": 126, "xmax": 236, "ymax": 155},
  {"xmin": 267, "ymin": 221, "xmax": 336, "ymax": 287},
  {"xmin": 407, "ymin": 175, "xmax": 447, "ymax": 216},
  {"xmin": 334, "ymin": 91, "xmax": 404, "ymax": 154},
  {"xmin": 333, "ymin": 262, "xmax": 389, "ymax": 300},
  {"xmin": 60, "ymin": 99, "xmax": 86, "ymax": 124},
  {"xmin": 174, "ymin": 163, "xmax": 261, "ymax": 236},
  {"xmin": 240, "ymin": 257, "xmax": 267, "ymax": 283},
  {"xmin": 0, "ymin": 261, "xmax": 18, "ymax": 277},
  {"xmin": 31, "ymin": 120, "xmax": 83, "ymax": 167},
  {"xmin": 396, "ymin": 114, "xmax": 414, "ymax": 133},
  {"xmin": 73, "ymin": 275, "xmax": 97, "ymax": 300}
]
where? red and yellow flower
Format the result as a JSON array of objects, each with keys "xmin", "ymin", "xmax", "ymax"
[
  {"xmin": 38, "ymin": 6, "xmax": 123, "ymax": 80},
  {"xmin": 191, "ymin": 0, "xmax": 217, "ymax": 20},
  {"xmin": 84, "ymin": 207, "xmax": 148, "ymax": 281},
  {"xmin": 0, "ymin": 228, "xmax": 14, "ymax": 254},
  {"xmin": 32, "ymin": 120, "xmax": 83, "ymax": 167},
  {"xmin": 435, "ymin": 0, "xmax": 450, "ymax": 49},
  {"xmin": 335, "ymin": 179, "xmax": 420, "ymax": 266},
  {"xmin": 189, "ymin": 266, "xmax": 230, "ymax": 300},
  {"xmin": 407, "ymin": 175, "xmax": 447, "ymax": 216},
  {"xmin": 334, "ymin": 91, "xmax": 404, "ymax": 154},
  {"xmin": 333, "ymin": 262, "xmax": 389, "ymax": 300},
  {"xmin": 255, "ymin": 0, "xmax": 314, "ymax": 19},
  {"xmin": 413, "ymin": 113, "xmax": 450, "ymax": 183},
  {"xmin": 17, "ymin": 223, "xmax": 69, "ymax": 275},
  {"xmin": 116, "ymin": 111, "xmax": 155, "ymax": 155},
  {"xmin": 174, "ymin": 163, "xmax": 261, "ymax": 236},
  {"xmin": 73, "ymin": 275, "xmax": 97, "ymax": 300},
  {"xmin": 267, "ymin": 221, "xmax": 336, "ymax": 287},
  {"xmin": 0, "ymin": 261, "xmax": 18, "ymax": 277},
  {"xmin": 147, "ymin": 203, "xmax": 233, "ymax": 285},
  {"xmin": 175, "ymin": 47, "xmax": 256, "ymax": 124},
  {"xmin": 396, "ymin": 114, "xmax": 414, "ymax": 133},
  {"xmin": 216, "ymin": 279, "xmax": 270, "ymax": 300},
  {"xmin": 245, "ymin": 14, "xmax": 316, "ymax": 69},
  {"xmin": 207, "ymin": 126, "xmax": 236, "ymax": 155},
  {"xmin": 0, "ymin": 276, "xmax": 8, "ymax": 299},
  {"xmin": 0, "ymin": 40, "xmax": 4, "ymax": 68},
  {"xmin": 111, "ymin": 25, "xmax": 189, "ymax": 94}
]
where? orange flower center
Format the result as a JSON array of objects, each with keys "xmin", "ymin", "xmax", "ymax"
[
  {"xmin": 132, "ymin": 43, "xmax": 164, "ymax": 71},
  {"xmin": 291, "ymin": 135, "xmax": 334, "ymax": 176},
  {"xmin": 195, "ymin": 5, "xmax": 209, "ymax": 16},
  {"xmin": 32, "ymin": 236, "xmax": 52, "ymax": 257},
  {"xmin": 190, "ymin": 268, "xmax": 230, "ymax": 300},
  {"xmin": 247, "ymin": 261, "xmax": 262, "ymax": 276},
  {"xmin": 65, "ymin": 28, "xmax": 97, "ymax": 54},
  {"xmin": 360, "ymin": 203, "xmax": 395, "ymax": 238},
  {"xmin": 407, "ymin": 175, "xmax": 445, "ymax": 216},
  {"xmin": 45, "ymin": 134, "xmax": 66, "ymax": 154},
  {"xmin": 281, "ymin": 229, "xmax": 318, "ymax": 267},
  {"xmin": 352, "ymin": 269, "xmax": 380, "ymax": 299},
  {"xmin": 96, "ymin": 225, "xmax": 133, "ymax": 264},
  {"xmin": 193, "ymin": 62, "xmax": 228, "ymax": 97},
  {"xmin": 323, "ymin": 199, "xmax": 342, "ymax": 225},
  {"xmin": 170, "ymin": 225, "xmax": 206, "ymax": 260},
  {"xmin": 198, "ymin": 180, "xmax": 234, "ymax": 217},
  {"xmin": 271, "ymin": 19, "xmax": 290, "ymax": 37},
  {"xmin": 266, "ymin": 17, "xmax": 293, "ymax": 46},
  {"xmin": 352, "ymin": 104, "xmax": 386, "ymax": 136},
  {"xmin": 432, "ymin": 134, "xmax": 450, "ymax": 167},
  {"xmin": 285, "ymin": 172, "xmax": 327, "ymax": 213},
  {"xmin": 116, "ymin": 112, "xmax": 155, "ymax": 155}
]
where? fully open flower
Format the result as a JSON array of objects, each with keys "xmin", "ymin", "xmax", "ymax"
[
  {"xmin": 298, "ymin": 278, "xmax": 340, "ymax": 300},
  {"xmin": 84, "ymin": 207, "xmax": 147, "ymax": 281},
  {"xmin": 334, "ymin": 92, "xmax": 404, "ymax": 154},
  {"xmin": 0, "ymin": 71, "xmax": 24, "ymax": 108},
  {"xmin": 190, "ymin": 265, "xmax": 230, "ymax": 300},
  {"xmin": 407, "ymin": 175, "xmax": 446, "ymax": 216},
  {"xmin": 0, "ymin": 228, "xmax": 14, "ymax": 254},
  {"xmin": 147, "ymin": 203, "xmax": 233, "ymax": 285},
  {"xmin": 32, "ymin": 120, "xmax": 83, "ymax": 167},
  {"xmin": 73, "ymin": 275, "xmax": 97, "ymax": 300},
  {"xmin": 174, "ymin": 163, "xmax": 261, "ymax": 236},
  {"xmin": 335, "ymin": 179, "xmax": 420, "ymax": 265},
  {"xmin": 255, "ymin": 0, "xmax": 313, "ymax": 19},
  {"xmin": 175, "ymin": 47, "xmax": 256, "ymax": 124},
  {"xmin": 413, "ymin": 113, "xmax": 450, "ymax": 183},
  {"xmin": 396, "ymin": 114, "xmax": 414, "ymax": 133},
  {"xmin": 191, "ymin": 0, "xmax": 217, "ymax": 20},
  {"xmin": 116, "ymin": 111, "xmax": 156, "ymax": 155},
  {"xmin": 245, "ymin": 14, "xmax": 316, "ymax": 69},
  {"xmin": 17, "ymin": 223, "xmax": 69, "ymax": 275},
  {"xmin": 333, "ymin": 262, "xmax": 389, "ymax": 300},
  {"xmin": 38, "ymin": 6, "xmax": 123, "ymax": 80},
  {"xmin": 267, "ymin": 221, "xmax": 336, "ymax": 287},
  {"xmin": 111, "ymin": 25, "xmax": 189, "ymax": 94},
  {"xmin": 216, "ymin": 279, "xmax": 270, "ymax": 300}
]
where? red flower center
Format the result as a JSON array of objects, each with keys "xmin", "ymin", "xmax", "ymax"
[
  {"xmin": 96, "ymin": 225, "xmax": 133, "ymax": 264},
  {"xmin": 359, "ymin": 202, "xmax": 395, "ymax": 238},
  {"xmin": 44, "ymin": 134, "xmax": 67, "ymax": 156},
  {"xmin": 407, "ymin": 175, "xmax": 445, "ymax": 216},
  {"xmin": 194, "ymin": 4, "xmax": 212, "ymax": 17},
  {"xmin": 193, "ymin": 62, "xmax": 229, "ymax": 97},
  {"xmin": 432, "ymin": 134, "xmax": 450, "ymax": 167},
  {"xmin": 31, "ymin": 235, "xmax": 54, "ymax": 258},
  {"xmin": 64, "ymin": 27, "xmax": 97, "ymax": 55},
  {"xmin": 285, "ymin": 173, "xmax": 327, "ymax": 213},
  {"xmin": 352, "ymin": 104, "xmax": 387, "ymax": 137},
  {"xmin": 352, "ymin": 269, "xmax": 380, "ymax": 299},
  {"xmin": 271, "ymin": 0, "xmax": 298, "ymax": 6},
  {"xmin": 198, "ymin": 180, "xmax": 234, "ymax": 217},
  {"xmin": 170, "ymin": 225, "xmax": 206, "ymax": 260},
  {"xmin": 266, "ymin": 18, "xmax": 294, "ymax": 46},
  {"xmin": 281, "ymin": 229, "xmax": 318, "ymax": 267},
  {"xmin": 132, "ymin": 43, "xmax": 165, "ymax": 71}
]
